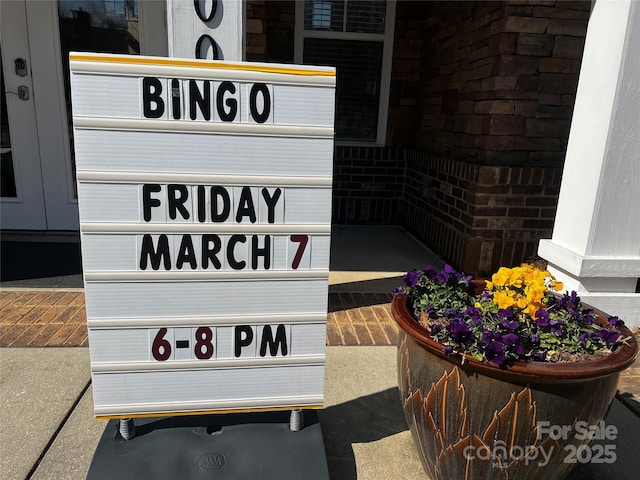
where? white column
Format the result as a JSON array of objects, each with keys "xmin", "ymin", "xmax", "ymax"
[
  {"xmin": 538, "ymin": 0, "xmax": 640, "ymax": 327},
  {"xmin": 166, "ymin": 0, "xmax": 245, "ymax": 61}
]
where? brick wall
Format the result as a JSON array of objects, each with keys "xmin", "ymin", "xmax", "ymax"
[
  {"xmin": 402, "ymin": 152, "xmax": 563, "ymax": 275},
  {"xmin": 395, "ymin": 1, "xmax": 589, "ymax": 275},
  {"xmin": 264, "ymin": 1, "xmax": 295, "ymax": 63},
  {"xmin": 246, "ymin": 0, "xmax": 266, "ymax": 61},
  {"xmin": 246, "ymin": 0, "xmax": 294, "ymax": 63},
  {"xmin": 332, "ymin": 145, "xmax": 563, "ymax": 275},
  {"xmin": 332, "ymin": 147, "xmax": 406, "ymax": 224},
  {"xmin": 250, "ymin": 1, "xmax": 589, "ymax": 275},
  {"xmin": 386, "ymin": 1, "xmax": 427, "ymax": 146},
  {"xmin": 413, "ymin": 0, "xmax": 590, "ymax": 165}
]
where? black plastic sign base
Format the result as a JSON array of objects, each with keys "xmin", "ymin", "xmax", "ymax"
[{"xmin": 86, "ymin": 410, "xmax": 329, "ymax": 480}]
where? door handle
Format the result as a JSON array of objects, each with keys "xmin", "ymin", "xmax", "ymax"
[{"xmin": 6, "ymin": 85, "xmax": 29, "ymax": 101}]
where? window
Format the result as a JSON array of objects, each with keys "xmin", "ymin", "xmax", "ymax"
[
  {"xmin": 295, "ymin": 0, "xmax": 395, "ymax": 145},
  {"xmin": 58, "ymin": 0, "xmax": 141, "ymax": 197}
]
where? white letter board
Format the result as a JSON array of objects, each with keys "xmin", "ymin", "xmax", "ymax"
[{"xmin": 69, "ymin": 53, "xmax": 335, "ymax": 419}]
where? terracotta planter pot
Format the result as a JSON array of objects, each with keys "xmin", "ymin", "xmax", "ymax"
[{"xmin": 391, "ymin": 291, "xmax": 638, "ymax": 480}]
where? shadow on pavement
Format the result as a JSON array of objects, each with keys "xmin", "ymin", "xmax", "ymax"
[
  {"xmin": 616, "ymin": 391, "xmax": 640, "ymax": 419},
  {"xmin": 320, "ymin": 387, "xmax": 407, "ymax": 480},
  {"xmin": 0, "ymin": 241, "xmax": 83, "ymax": 288}
]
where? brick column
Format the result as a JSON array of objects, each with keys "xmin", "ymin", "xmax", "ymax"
[{"xmin": 398, "ymin": 1, "xmax": 590, "ymax": 277}]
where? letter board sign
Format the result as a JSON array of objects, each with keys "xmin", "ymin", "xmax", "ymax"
[{"xmin": 69, "ymin": 53, "xmax": 335, "ymax": 418}]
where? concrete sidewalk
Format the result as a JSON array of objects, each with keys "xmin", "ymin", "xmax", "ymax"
[
  {"xmin": 1, "ymin": 346, "xmax": 428, "ymax": 480},
  {"xmin": 1, "ymin": 226, "xmax": 639, "ymax": 479},
  {"xmin": 2, "ymin": 346, "xmax": 639, "ymax": 480}
]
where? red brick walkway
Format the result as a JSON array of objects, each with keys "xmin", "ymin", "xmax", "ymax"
[
  {"xmin": 0, "ymin": 290, "xmax": 88, "ymax": 347},
  {"xmin": 327, "ymin": 292, "xmax": 396, "ymax": 346}
]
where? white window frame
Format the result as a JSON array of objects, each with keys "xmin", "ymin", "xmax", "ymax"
[
  {"xmin": 294, "ymin": 0, "xmax": 396, "ymax": 146},
  {"xmin": 139, "ymin": 0, "xmax": 169, "ymax": 57}
]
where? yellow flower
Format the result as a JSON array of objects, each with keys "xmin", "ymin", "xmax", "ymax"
[
  {"xmin": 491, "ymin": 267, "xmax": 511, "ymax": 287},
  {"xmin": 488, "ymin": 264, "xmax": 559, "ymax": 318},
  {"xmin": 494, "ymin": 290, "xmax": 515, "ymax": 309},
  {"xmin": 527, "ymin": 286, "xmax": 546, "ymax": 304},
  {"xmin": 552, "ymin": 281, "xmax": 564, "ymax": 291},
  {"xmin": 511, "ymin": 274, "xmax": 524, "ymax": 288},
  {"xmin": 526, "ymin": 304, "xmax": 539, "ymax": 319},
  {"xmin": 516, "ymin": 296, "xmax": 529, "ymax": 309}
]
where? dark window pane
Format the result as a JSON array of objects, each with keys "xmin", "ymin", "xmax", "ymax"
[
  {"xmin": 1, "ymin": 48, "xmax": 17, "ymax": 198},
  {"xmin": 304, "ymin": 38, "xmax": 382, "ymax": 142},
  {"xmin": 58, "ymin": 0, "xmax": 140, "ymax": 198},
  {"xmin": 304, "ymin": 0, "xmax": 386, "ymax": 34},
  {"xmin": 345, "ymin": 1, "xmax": 386, "ymax": 34}
]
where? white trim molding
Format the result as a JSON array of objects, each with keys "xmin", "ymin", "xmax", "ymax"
[{"xmin": 538, "ymin": 241, "xmax": 640, "ymax": 279}]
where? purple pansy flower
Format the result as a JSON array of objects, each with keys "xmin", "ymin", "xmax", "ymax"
[
  {"xmin": 535, "ymin": 309, "xmax": 550, "ymax": 326},
  {"xmin": 502, "ymin": 333, "xmax": 523, "ymax": 355},
  {"xmin": 608, "ymin": 316, "xmax": 624, "ymax": 327},
  {"xmin": 550, "ymin": 320, "xmax": 564, "ymax": 336},
  {"xmin": 423, "ymin": 266, "xmax": 438, "ymax": 281},
  {"xmin": 403, "ymin": 270, "xmax": 420, "ymax": 287},
  {"xmin": 437, "ymin": 264, "xmax": 457, "ymax": 283},
  {"xmin": 579, "ymin": 332, "xmax": 598, "ymax": 346},
  {"xmin": 598, "ymin": 329, "xmax": 621, "ymax": 346},
  {"xmin": 448, "ymin": 319, "xmax": 474, "ymax": 346},
  {"xmin": 486, "ymin": 341, "xmax": 506, "ymax": 365},
  {"xmin": 532, "ymin": 351, "xmax": 546, "ymax": 361},
  {"xmin": 481, "ymin": 330, "xmax": 499, "ymax": 346},
  {"xmin": 443, "ymin": 308, "xmax": 459, "ymax": 318},
  {"xmin": 501, "ymin": 319, "xmax": 519, "ymax": 331},
  {"xmin": 464, "ymin": 306, "xmax": 483, "ymax": 326},
  {"xmin": 580, "ymin": 310, "xmax": 595, "ymax": 325}
]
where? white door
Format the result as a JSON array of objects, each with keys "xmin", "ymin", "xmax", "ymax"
[
  {"xmin": 0, "ymin": 0, "xmax": 48, "ymax": 229},
  {"xmin": 1, "ymin": 0, "xmax": 167, "ymax": 231}
]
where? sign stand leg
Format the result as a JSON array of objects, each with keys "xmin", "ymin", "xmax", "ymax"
[
  {"xmin": 119, "ymin": 418, "xmax": 136, "ymax": 440},
  {"xmin": 289, "ymin": 409, "xmax": 304, "ymax": 431}
]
